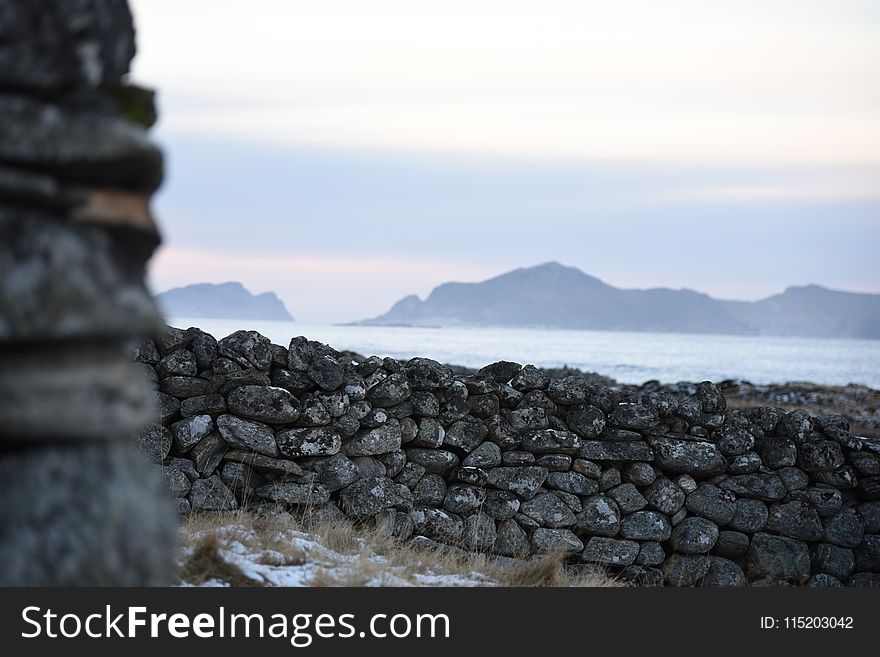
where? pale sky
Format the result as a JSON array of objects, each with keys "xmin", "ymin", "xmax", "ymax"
[{"xmin": 130, "ymin": 0, "xmax": 880, "ymax": 322}]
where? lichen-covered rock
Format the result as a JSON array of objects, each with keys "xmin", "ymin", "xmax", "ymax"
[
  {"xmin": 582, "ymin": 537, "xmax": 639, "ymax": 566},
  {"xmin": 343, "ymin": 420, "xmax": 402, "ymax": 456},
  {"xmin": 340, "ymin": 477, "xmax": 409, "ymax": 517},
  {"xmin": 686, "ymin": 484, "xmax": 736, "ymax": 525},
  {"xmin": 747, "ymin": 532, "xmax": 811, "ymax": 583},
  {"xmin": 216, "ymin": 414, "xmax": 278, "ymax": 457},
  {"xmin": 720, "ymin": 473, "xmax": 786, "ymax": 501},
  {"xmin": 618, "ymin": 511, "xmax": 672, "ymax": 541},
  {"xmin": 823, "ymin": 508, "xmax": 865, "ymax": 548},
  {"xmin": 486, "ymin": 466, "xmax": 548, "ymax": 499},
  {"xmin": 520, "ymin": 493, "xmax": 577, "ymax": 528},
  {"xmin": 180, "ymin": 394, "xmax": 227, "ymax": 418},
  {"xmin": 367, "ymin": 373, "xmax": 411, "ymax": 406},
  {"xmin": 136, "ymin": 425, "xmax": 172, "ymax": 463},
  {"xmin": 729, "ymin": 498, "xmax": 768, "ymax": 533},
  {"xmin": 462, "ymin": 513, "xmax": 497, "ymax": 551},
  {"xmin": 610, "ymin": 403, "xmax": 658, "ymax": 430},
  {"xmin": 521, "ymin": 429, "xmax": 581, "ymax": 454},
  {"xmin": 811, "ymin": 543, "xmax": 855, "ymax": 580},
  {"xmin": 442, "ymin": 484, "xmax": 486, "ymax": 514},
  {"xmin": 608, "ymin": 483, "xmax": 648, "ymax": 514},
  {"xmin": 670, "ymin": 517, "xmax": 719, "ymax": 554},
  {"xmin": 227, "ymin": 385, "xmax": 300, "ymax": 424},
  {"xmin": 222, "ymin": 450, "xmax": 303, "ymax": 477},
  {"xmin": 405, "ymin": 358, "xmax": 454, "ymax": 390},
  {"xmin": 577, "ymin": 440, "xmax": 654, "ymax": 462},
  {"xmin": 256, "ymin": 481, "xmax": 330, "ymax": 507},
  {"xmin": 444, "ymin": 416, "xmax": 488, "ymax": 451},
  {"xmin": 704, "ymin": 557, "xmax": 747, "ymax": 587},
  {"xmin": 405, "ymin": 448, "xmax": 460, "ymax": 475},
  {"xmin": 411, "ymin": 508, "xmax": 463, "ymax": 544},
  {"xmin": 766, "ymin": 501, "xmax": 824, "ymax": 542},
  {"xmin": 575, "ymin": 495, "xmax": 621, "ymax": 537},
  {"xmin": 307, "ymin": 355, "xmax": 345, "ymax": 391},
  {"xmin": 494, "ymin": 519, "xmax": 529, "ymax": 557},
  {"xmin": 643, "ymin": 478, "xmax": 686, "ymax": 515},
  {"xmin": 191, "ymin": 433, "xmax": 227, "ymax": 477},
  {"xmin": 218, "ymin": 330, "xmax": 272, "ymax": 372},
  {"xmin": 483, "ymin": 490, "xmax": 521, "ymax": 520},
  {"xmin": 191, "ymin": 475, "xmax": 238, "ymax": 512},
  {"xmin": 663, "ymin": 553, "xmax": 710, "ymax": 587},
  {"xmin": 170, "ymin": 414, "xmax": 213, "ymax": 453},
  {"xmin": 649, "ymin": 436, "xmax": 726, "ymax": 476},
  {"xmin": 462, "ymin": 441, "xmax": 502, "ymax": 468},
  {"xmin": 531, "ymin": 528, "xmax": 584, "ymax": 554}
]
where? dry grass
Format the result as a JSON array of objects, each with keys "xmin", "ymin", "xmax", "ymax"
[{"xmin": 178, "ymin": 509, "xmax": 625, "ymax": 588}]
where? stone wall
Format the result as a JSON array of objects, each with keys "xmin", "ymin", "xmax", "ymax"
[{"xmin": 136, "ymin": 326, "xmax": 880, "ymax": 587}]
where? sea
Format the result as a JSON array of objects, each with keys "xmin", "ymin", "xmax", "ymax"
[{"xmin": 168, "ymin": 318, "xmax": 880, "ymax": 389}]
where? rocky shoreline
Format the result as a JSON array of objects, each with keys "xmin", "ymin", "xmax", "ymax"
[{"xmin": 135, "ymin": 325, "xmax": 880, "ymax": 587}]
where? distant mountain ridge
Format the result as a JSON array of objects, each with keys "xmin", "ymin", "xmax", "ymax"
[
  {"xmin": 360, "ymin": 262, "xmax": 880, "ymax": 339},
  {"xmin": 156, "ymin": 282, "xmax": 294, "ymax": 321}
]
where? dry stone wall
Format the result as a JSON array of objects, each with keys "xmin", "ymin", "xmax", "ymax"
[{"xmin": 135, "ymin": 326, "xmax": 880, "ymax": 587}]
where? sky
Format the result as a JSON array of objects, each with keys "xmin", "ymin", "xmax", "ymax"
[{"xmin": 129, "ymin": 0, "xmax": 880, "ymax": 323}]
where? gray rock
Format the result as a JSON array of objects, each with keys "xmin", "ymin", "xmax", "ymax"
[
  {"xmin": 351, "ymin": 456, "xmax": 386, "ymax": 479},
  {"xmin": 405, "ymin": 358, "xmax": 454, "ymax": 390},
  {"xmin": 218, "ymin": 330, "xmax": 272, "ymax": 372},
  {"xmin": 715, "ymin": 426, "xmax": 754, "ymax": 457},
  {"xmin": 575, "ymin": 495, "xmax": 621, "ymax": 537},
  {"xmin": 226, "ymin": 385, "xmax": 300, "ymax": 424},
  {"xmin": 609, "ymin": 483, "xmax": 648, "ymax": 514},
  {"xmin": 494, "ymin": 519, "xmax": 530, "ymax": 557},
  {"xmin": 161, "ymin": 466, "xmax": 191, "ymax": 497},
  {"xmin": 610, "ymin": 403, "xmax": 658, "ymax": 429},
  {"xmin": 190, "ymin": 433, "xmax": 227, "ymax": 477},
  {"xmin": 503, "ymin": 451, "xmax": 536, "ymax": 466},
  {"xmin": 807, "ymin": 573, "xmax": 844, "ymax": 587},
  {"xmin": 761, "ymin": 436, "xmax": 798, "ymax": 468},
  {"xmin": 618, "ymin": 511, "xmax": 672, "ymax": 541},
  {"xmin": 663, "ymin": 554, "xmax": 710, "ymax": 587},
  {"xmin": 521, "ymin": 493, "xmax": 577, "ymax": 528},
  {"xmin": 531, "ymin": 528, "xmax": 584, "ymax": 554},
  {"xmin": 521, "ymin": 429, "xmax": 582, "ymax": 454},
  {"xmin": 582, "ymin": 537, "xmax": 639, "ymax": 566},
  {"xmin": 547, "ymin": 471, "xmax": 599, "ymax": 496},
  {"xmin": 670, "ymin": 517, "xmax": 719, "ymax": 554},
  {"xmin": 343, "ymin": 420, "xmax": 401, "ymax": 456},
  {"xmin": 462, "ymin": 441, "xmax": 502, "ymax": 468},
  {"xmin": 715, "ymin": 530, "xmax": 750, "ymax": 559},
  {"xmin": 444, "ymin": 416, "xmax": 488, "ymax": 451},
  {"xmin": 643, "ymin": 478, "xmax": 686, "ymax": 515},
  {"xmin": 410, "ymin": 391, "xmax": 440, "ymax": 417},
  {"xmin": 798, "ymin": 439, "xmax": 844, "ymax": 472},
  {"xmin": 405, "ymin": 448, "xmax": 460, "ymax": 475},
  {"xmin": 747, "ymin": 532, "xmax": 811, "ymax": 583},
  {"xmin": 220, "ymin": 462, "xmax": 264, "ymax": 497},
  {"xmin": 578, "ymin": 440, "xmax": 654, "ymax": 462},
  {"xmin": 340, "ymin": 477, "xmax": 408, "ymax": 517},
  {"xmin": 367, "ymin": 373, "xmax": 411, "ymax": 406},
  {"xmin": 547, "ymin": 376, "xmax": 589, "ymax": 405},
  {"xmin": 222, "ymin": 450, "xmax": 303, "ymax": 477},
  {"xmin": 854, "ymin": 535, "xmax": 880, "ymax": 573},
  {"xmin": 703, "ymin": 557, "xmax": 747, "ymax": 587},
  {"xmin": 180, "ymin": 394, "xmax": 227, "ymax": 418},
  {"xmin": 599, "ymin": 468, "xmax": 622, "ymax": 491},
  {"xmin": 727, "ymin": 452, "xmax": 762, "ymax": 475},
  {"xmin": 443, "ymin": 485, "xmax": 487, "ymax": 514},
  {"xmin": 823, "ymin": 508, "xmax": 865, "ymax": 548},
  {"xmin": 720, "ymin": 473, "xmax": 786, "ymax": 501},
  {"xmin": 565, "ymin": 404, "xmax": 606, "ymax": 439},
  {"xmin": 277, "ymin": 426, "xmax": 341, "ymax": 458},
  {"xmin": 766, "ymin": 501, "xmax": 824, "ymax": 541},
  {"xmin": 811, "ymin": 543, "xmax": 855, "ymax": 580},
  {"xmin": 136, "ymin": 425, "xmax": 171, "ymax": 463},
  {"xmin": 511, "ymin": 365, "xmax": 549, "ymax": 392},
  {"xmin": 191, "ymin": 475, "xmax": 238, "ymax": 512},
  {"xmin": 776, "ymin": 410, "xmax": 812, "ymax": 444},
  {"xmin": 635, "ymin": 541, "xmax": 666, "ymax": 567},
  {"xmin": 486, "ymin": 466, "xmax": 548, "ymax": 499},
  {"xmin": 170, "ymin": 414, "xmax": 213, "ymax": 453},
  {"xmin": 450, "ymin": 466, "xmax": 488, "ymax": 486},
  {"xmin": 462, "ymin": 513, "xmax": 497, "ymax": 551},
  {"xmin": 257, "ymin": 481, "xmax": 331, "ymax": 507},
  {"xmin": 858, "ymin": 501, "xmax": 880, "ymax": 533},
  {"xmin": 411, "ymin": 508, "xmax": 463, "ymax": 544},
  {"xmin": 778, "ymin": 466, "xmax": 810, "ymax": 492},
  {"xmin": 483, "ymin": 490, "xmax": 521, "ymax": 520},
  {"xmin": 622, "ymin": 462, "xmax": 656, "ymax": 487},
  {"xmin": 413, "ymin": 417, "xmax": 445, "ymax": 448},
  {"xmin": 414, "ymin": 474, "xmax": 447, "ymax": 506},
  {"xmin": 216, "ymin": 414, "xmax": 278, "ymax": 457},
  {"xmin": 155, "ymin": 392, "xmax": 180, "ymax": 424},
  {"xmin": 848, "ymin": 572, "xmax": 880, "ymax": 587},
  {"xmin": 157, "ymin": 349, "xmax": 197, "ymax": 378},
  {"xmin": 729, "ymin": 498, "xmax": 768, "ymax": 533},
  {"xmin": 649, "ymin": 436, "xmax": 726, "ymax": 476},
  {"xmin": 307, "ymin": 355, "xmax": 345, "ymax": 391},
  {"xmin": 686, "ymin": 484, "xmax": 736, "ymax": 525}
]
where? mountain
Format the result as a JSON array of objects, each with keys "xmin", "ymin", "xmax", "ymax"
[
  {"xmin": 360, "ymin": 262, "xmax": 880, "ymax": 339},
  {"xmin": 155, "ymin": 282, "xmax": 294, "ymax": 321}
]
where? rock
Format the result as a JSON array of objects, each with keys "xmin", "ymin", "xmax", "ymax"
[
  {"xmin": 494, "ymin": 519, "xmax": 530, "ymax": 557},
  {"xmin": 776, "ymin": 410, "xmax": 812, "ymax": 444},
  {"xmin": 798, "ymin": 440, "xmax": 844, "ymax": 473},
  {"xmin": 608, "ymin": 483, "xmax": 648, "ymax": 514},
  {"xmin": 351, "ymin": 456, "xmax": 386, "ymax": 479},
  {"xmin": 761, "ymin": 436, "xmax": 797, "ymax": 468},
  {"xmin": 155, "ymin": 392, "xmax": 180, "ymax": 423},
  {"xmin": 670, "ymin": 517, "xmax": 719, "ymax": 554},
  {"xmin": 462, "ymin": 441, "xmax": 502, "ymax": 468},
  {"xmin": 778, "ymin": 466, "xmax": 810, "ymax": 492},
  {"xmin": 747, "ymin": 532, "xmax": 811, "ymax": 583},
  {"xmin": 649, "ymin": 436, "xmax": 726, "ymax": 476},
  {"xmin": 135, "ymin": 425, "xmax": 171, "ymax": 463},
  {"xmin": 520, "ymin": 493, "xmax": 577, "ymax": 528},
  {"xmin": 462, "ymin": 513, "xmax": 497, "ymax": 551},
  {"xmin": 823, "ymin": 509, "xmax": 865, "ymax": 548},
  {"xmin": 854, "ymin": 535, "xmax": 880, "ymax": 573},
  {"xmin": 413, "ymin": 474, "xmax": 447, "ymax": 507},
  {"xmin": 413, "ymin": 417, "xmax": 445, "ymax": 448},
  {"xmin": 643, "ymin": 478, "xmax": 686, "ymax": 515},
  {"xmin": 444, "ymin": 416, "xmax": 488, "ymax": 451},
  {"xmin": 157, "ymin": 349, "xmax": 197, "ymax": 378},
  {"xmin": 618, "ymin": 511, "xmax": 672, "ymax": 541},
  {"xmin": 565, "ymin": 404, "xmax": 607, "ymax": 439},
  {"xmin": 849, "ymin": 451, "xmax": 880, "ymax": 477},
  {"xmin": 180, "ymin": 394, "xmax": 227, "ymax": 418},
  {"xmin": 190, "ymin": 433, "xmax": 227, "ymax": 477},
  {"xmin": 599, "ymin": 468, "xmax": 622, "ymax": 491},
  {"xmin": 765, "ymin": 501, "xmax": 824, "ymax": 541},
  {"xmin": 410, "ymin": 391, "xmax": 440, "ymax": 417},
  {"xmin": 450, "ymin": 466, "xmax": 488, "ymax": 486},
  {"xmin": 811, "ymin": 544, "xmax": 855, "ymax": 580},
  {"xmin": 720, "ymin": 473, "xmax": 786, "ymax": 501},
  {"xmin": 703, "ymin": 557, "xmax": 747, "ymax": 587},
  {"xmin": 546, "ymin": 376, "xmax": 589, "ymax": 405},
  {"xmin": 727, "ymin": 452, "xmax": 762, "ymax": 475},
  {"xmin": 343, "ymin": 420, "xmax": 401, "ymax": 456},
  {"xmin": 367, "ymin": 373, "xmax": 411, "ymax": 406},
  {"xmin": 307, "ymin": 355, "xmax": 345, "ymax": 391},
  {"xmin": 521, "ymin": 428, "xmax": 581, "ymax": 454},
  {"xmin": 715, "ymin": 530, "xmax": 750, "ymax": 559},
  {"xmin": 686, "ymin": 484, "xmax": 736, "ymax": 525},
  {"xmin": 411, "ymin": 508, "xmax": 463, "ymax": 544},
  {"xmin": 191, "ymin": 475, "xmax": 238, "ymax": 512},
  {"xmin": 443, "ymin": 485, "xmax": 487, "ymax": 514},
  {"xmin": 483, "ymin": 490, "xmax": 521, "ymax": 520},
  {"xmin": 220, "ymin": 462, "xmax": 264, "ymax": 496},
  {"xmin": 807, "ymin": 573, "xmax": 844, "ymax": 587},
  {"xmin": 510, "ymin": 365, "xmax": 549, "ymax": 392},
  {"xmin": 405, "ymin": 448, "xmax": 460, "ymax": 475},
  {"xmin": 610, "ymin": 403, "xmax": 658, "ymax": 430},
  {"xmin": 547, "ymin": 471, "xmax": 599, "ymax": 496},
  {"xmin": 226, "ymin": 385, "xmax": 299, "ymax": 424},
  {"xmin": 161, "ymin": 466, "xmax": 191, "ymax": 498},
  {"xmin": 190, "ymin": 332, "xmax": 218, "ymax": 370},
  {"xmin": 218, "ymin": 330, "xmax": 272, "ymax": 372},
  {"xmin": 503, "ymin": 451, "xmax": 535, "ymax": 466},
  {"xmin": 663, "ymin": 554, "xmax": 710, "ymax": 587},
  {"xmin": 582, "ymin": 537, "xmax": 639, "ymax": 566},
  {"xmin": 715, "ymin": 426, "xmax": 754, "ymax": 457},
  {"xmin": 222, "ymin": 450, "xmax": 303, "ymax": 477},
  {"xmin": 340, "ymin": 477, "xmax": 408, "ymax": 516},
  {"xmin": 858, "ymin": 501, "xmax": 880, "ymax": 533},
  {"xmin": 477, "ymin": 361, "xmax": 521, "ymax": 384},
  {"xmin": 623, "ymin": 462, "xmax": 656, "ymax": 487},
  {"xmin": 729, "ymin": 498, "xmax": 768, "ymax": 533},
  {"xmin": 574, "ymin": 496, "xmax": 621, "ymax": 537},
  {"xmin": 635, "ymin": 541, "xmax": 666, "ymax": 567},
  {"xmin": 256, "ymin": 481, "xmax": 331, "ymax": 506},
  {"xmin": 572, "ymin": 459, "xmax": 602, "ymax": 479},
  {"xmin": 216, "ymin": 414, "xmax": 278, "ymax": 457},
  {"xmin": 577, "ymin": 441, "xmax": 654, "ymax": 462},
  {"xmin": 486, "ymin": 466, "xmax": 548, "ymax": 499},
  {"xmin": 405, "ymin": 358, "xmax": 454, "ymax": 390},
  {"xmin": 170, "ymin": 414, "xmax": 213, "ymax": 453},
  {"xmin": 696, "ymin": 381, "xmax": 726, "ymax": 413},
  {"xmin": 531, "ymin": 528, "xmax": 584, "ymax": 554}
]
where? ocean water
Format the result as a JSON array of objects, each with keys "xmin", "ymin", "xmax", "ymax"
[{"xmin": 169, "ymin": 318, "xmax": 880, "ymax": 389}]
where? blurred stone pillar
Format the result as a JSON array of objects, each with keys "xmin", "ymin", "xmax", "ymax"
[{"xmin": 0, "ymin": 0, "xmax": 176, "ymax": 584}]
